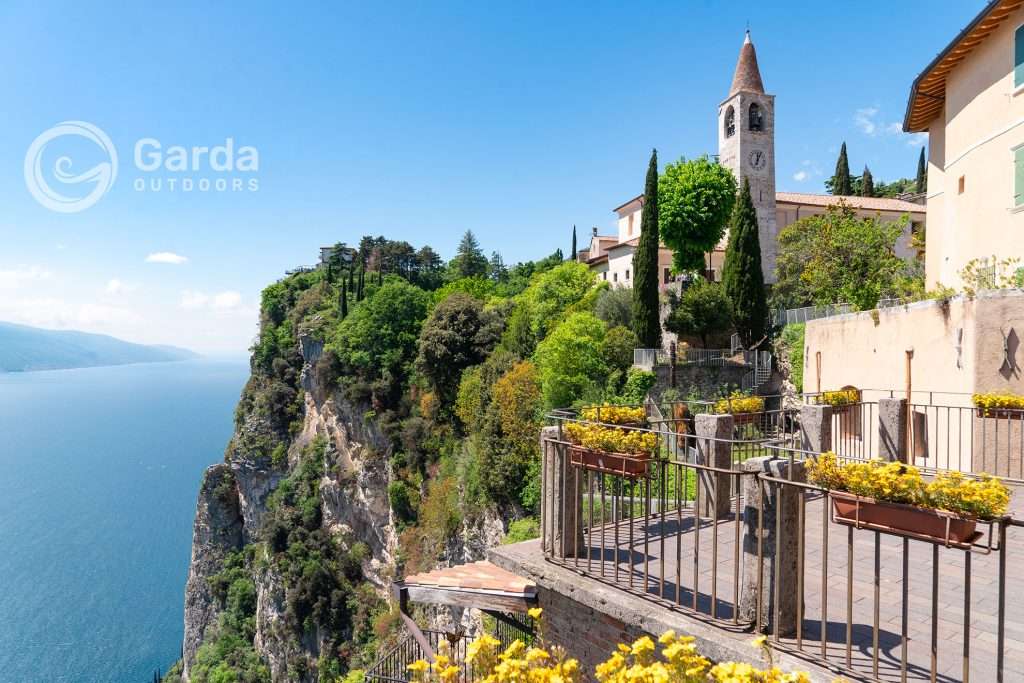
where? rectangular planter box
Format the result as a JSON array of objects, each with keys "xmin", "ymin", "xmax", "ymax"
[
  {"xmin": 730, "ymin": 412, "xmax": 758, "ymax": 426},
  {"xmin": 975, "ymin": 407, "xmax": 1024, "ymax": 419},
  {"xmin": 830, "ymin": 490, "xmax": 977, "ymax": 545},
  {"xmin": 568, "ymin": 445, "xmax": 651, "ymax": 478}
]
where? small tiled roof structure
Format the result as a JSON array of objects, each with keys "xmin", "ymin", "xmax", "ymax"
[
  {"xmin": 904, "ymin": 0, "xmax": 1024, "ymax": 132},
  {"xmin": 775, "ymin": 192, "xmax": 926, "ymax": 214},
  {"xmin": 729, "ymin": 31, "xmax": 765, "ymax": 96},
  {"xmin": 397, "ymin": 561, "xmax": 537, "ymax": 611}
]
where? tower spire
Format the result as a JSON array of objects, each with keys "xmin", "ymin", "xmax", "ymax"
[{"xmin": 729, "ymin": 30, "xmax": 765, "ymax": 96}]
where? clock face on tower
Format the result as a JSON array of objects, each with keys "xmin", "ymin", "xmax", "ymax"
[{"xmin": 748, "ymin": 150, "xmax": 766, "ymax": 171}]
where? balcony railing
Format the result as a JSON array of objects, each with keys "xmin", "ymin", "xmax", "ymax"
[{"xmin": 541, "ymin": 408, "xmax": 1024, "ymax": 682}]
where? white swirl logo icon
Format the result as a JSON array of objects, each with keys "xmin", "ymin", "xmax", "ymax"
[{"xmin": 24, "ymin": 121, "xmax": 118, "ymax": 213}]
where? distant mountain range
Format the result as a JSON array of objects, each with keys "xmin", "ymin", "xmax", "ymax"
[{"xmin": 0, "ymin": 321, "xmax": 199, "ymax": 372}]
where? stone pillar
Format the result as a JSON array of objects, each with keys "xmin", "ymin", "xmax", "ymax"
[
  {"xmin": 878, "ymin": 398, "xmax": 908, "ymax": 462},
  {"xmin": 739, "ymin": 456, "xmax": 806, "ymax": 635},
  {"xmin": 799, "ymin": 404, "xmax": 832, "ymax": 453},
  {"xmin": 694, "ymin": 413, "xmax": 733, "ymax": 518},
  {"xmin": 541, "ymin": 426, "xmax": 584, "ymax": 558}
]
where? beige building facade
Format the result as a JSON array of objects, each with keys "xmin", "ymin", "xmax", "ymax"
[{"xmin": 906, "ymin": 0, "xmax": 1024, "ymax": 288}]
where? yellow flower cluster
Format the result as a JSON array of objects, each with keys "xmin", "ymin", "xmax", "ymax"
[
  {"xmin": 408, "ymin": 610, "xmax": 580, "ymax": 683},
  {"xmin": 565, "ymin": 422, "xmax": 658, "ymax": 456},
  {"xmin": 714, "ymin": 392, "xmax": 765, "ymax": 415},
  {"xmin": 820, "ymin": 389, "xmax": 858, "ymax": 407},
  {"xmin": 972, "ymin": 392, "xmax": 1024, "ymax": 416},
  {"xmin": 924, "ymin": 471, "xmax": 1010, "ymax": 519},
  {"xmin": 580, "ymin": 404, "xmax": 646, "ymax": 425},
  {"xmin": 410, "ymin": 623, "xmax": 823, "ymax": 683},
  {"xmin": 807, "ymin": 453, "xmax": 1011, "ymax": 519}
]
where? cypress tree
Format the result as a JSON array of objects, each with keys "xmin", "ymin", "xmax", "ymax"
[
  {"xmin": 833, "ymin": 142, "xmax": 852, "ymax": 195},
  {"xmin": 340, "ymin": 279, "xmax": 348, "ymax": 317},
  {"xmin": 347, "ymin": 265, "xmax": 355, "ymax": 293},
  {"xmin": 571, "ymin": 225, "xmax": 577, "ymax": 261},
  {"xmin": 916, "ymin": 147, "xmax": 927, "ymax": 193},
  {"xmin": 357, "ymin": 263, "xmax": 365, "ymax": 301},
  {"xmin": 721, "ymin": 176, "xmax": 769, "ymax": 347},
  {"xmin": 861, "ymin": 166, "xmax": 874, "ymax": 197},
  {"xmin": 632, "ymin": 148, "xmax": 662, "ymax": 349}
]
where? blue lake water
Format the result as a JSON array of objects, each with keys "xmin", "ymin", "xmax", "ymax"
[{"xmin": 0, "ymin": 359, "xmax": 249, "ymax": 683}]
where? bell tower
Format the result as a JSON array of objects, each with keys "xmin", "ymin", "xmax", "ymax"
[{"xmin": 718, "ymin": 31, "xmax": 778, "ymax": 282}]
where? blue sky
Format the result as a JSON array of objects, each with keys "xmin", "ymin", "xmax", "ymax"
[{"xmin": 0, "ymin": 1, "xmax": 979, "ymax": 353}]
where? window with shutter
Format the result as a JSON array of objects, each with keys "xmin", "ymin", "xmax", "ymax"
[
  {"xmin": 1015, "ymin": 147, "xmax": 1024, "ymax": 206},
  {"xmin": 1016, "ymin": 25, "xmax": 1024, "ymax": 87}
]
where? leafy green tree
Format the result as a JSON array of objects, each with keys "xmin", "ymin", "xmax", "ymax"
[
  {"xmin": 329, "ymin": 280, "xmax": 430, "ymax": 391},
  {"xmin": 414, "ymin": 245, "xmax": 445, "ymax": 290},
  {"xmin": 514, "ymin": 261, "xmax": 599, "ymax": 345},
  {"xmin": 916, "ymin": 147, "xmax": 927, "ymax": 193},
  {"xmin": 488, "ymin": 251, "xmax": 507, "ymax": 282},
  {"xmin": 601, "ymin": 325, "xmax": 639, "ymax": 376},
  {"xmin": 451, "ymin": 230, "xmax": 489, "ymax": 278},
  {"xmin": 773, "ymin": 203, "xmax": 912, "ymax": 310},
  {"xmin": 534, "ymin": 312, "xmax": 608, "ymax": 408},
  {"xmin": 325, "ymin": 242, "xmax": 352, "ymax": 282},
  {"xmin": 861, "ymin": 166, "xmax": 874, "ymax": 197},
  {"xmin": 658, "ymin": 155, "xmax": 738, "ymax": 274},
  {"xmin": 415, "ymin": 293, "xmax": 501, "ymax": 405},
  {"xmin": 594, "ymin": 286, "xmax": 633, "ymax": 329},
  {"xmin": 665, "ymin": 279, "xmax": 732, "ymax": 347},
  {"xmin": 831, "ymin": 142, "xmax": 852, "ymax": 195},
  {"xmin": 340, "ymin": 279, "xmax": 348, "ymax": 318},
  {"xmin": 633, "ymin": 149, "xmax": 662, "ymax": 348},
  {"xmin": 721, "ymin": 177, "xmax": 768, "ymax": 346}
]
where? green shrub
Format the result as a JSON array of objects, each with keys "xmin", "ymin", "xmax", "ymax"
[
  {"xmin": 534, "ymin": 312, "xmax": 608, "ymax": 408},
  {"xmin": 780, "ymin": 323, "xmax": 805, "ymax": 392},
  {"xmin": 503, "ymin": 517, "xmax": 540, "ymax": 544}
]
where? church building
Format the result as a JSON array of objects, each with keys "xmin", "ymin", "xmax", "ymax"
[{"xmin": 578, "ymin": 31, "xmax": 925, "ymax": 287}]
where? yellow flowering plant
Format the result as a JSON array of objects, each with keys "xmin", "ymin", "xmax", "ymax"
[
  {"xmin": 807, "ymin": 453, "xmax": 1011, "ymax": 520},
  {"xmin": 580, "ymin": 404, "xmax": 646, "ymax": 425},
  {"xmin": 714, "ymin": 392, "xmax": 765, "ymax": 415},
  {"xmin": 972, "ymin": 392, "xmax": 1024, "ymax": 416},
  {"xmin": 820, "ymin": 389, "xmax": 858, "ymax": 407},
  {"xmin": 564, "ymin": 422, "xmax": 658, "ymax": 456},
  {"xmin": 409, "ymin": 620, "xmax": 820, "ymax": 683}
]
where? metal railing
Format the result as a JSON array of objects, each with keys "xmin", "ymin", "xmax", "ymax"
[
  {"xmin": 365, "ymin": 617, "xmax": 533, "ymax": 682},
  {"xmin": 541, "ymin": 412, "xmax": 1024, "ymax": 682},
  {"xmin": 771, "ymin": 303, "xmax": 852, "ymax": 326}
]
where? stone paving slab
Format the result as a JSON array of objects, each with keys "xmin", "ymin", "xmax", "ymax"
[{"xmin": 555, "ymin": 490, "xmax": 1024, "ymax": 682}]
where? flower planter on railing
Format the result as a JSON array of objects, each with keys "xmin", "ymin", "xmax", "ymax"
[
  {"xmin": 973, "ymin": 392, "xmax": 1024, "ymax": 418},
  {"xmin": 829, "ymin": 490, "xmax": 978, "ymax": 545},
  {"xmin": 568, "ymin": 445, "xmax": 652, "ymax": 478}
]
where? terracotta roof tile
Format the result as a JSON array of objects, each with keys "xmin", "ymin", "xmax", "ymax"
[
  {"xmin": 729, "ymin": 31, "xmax": 765, "ymax": 96},
  {"xmin": 775, "ymin": 192, "xmax": 925, "ymax": 214},
  {"xmin": 404, "ymin": 561, "xmax": 534, "ymax": 595}
]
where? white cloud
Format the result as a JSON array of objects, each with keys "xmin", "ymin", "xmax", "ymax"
[
  {"xmin": 0, "ymin": 265, "xmax": 52, "ymax": 291},
  {"xmin": 854, "ymin": 107, "xmax": 879, "ymax": 135},
  {"xmin": 145, "ymin": 251, "xmax": 189, "ymax": 265},
  {"xmin": 104, "ymin": 278, "xmax": 139, "ymax": 295},
  {"xmin": 180, "ymin": 290, "xmax": 209, "ymax": 309},
  {"xmin": 793, "ymin": 170, "xmax": 808, "ymax": 182},
  {"xmin": 906, "ymin": 132, "xmax": 928, "ymax": 147},
  {"xmin": 180, "ymin": 290, "xmax": 242, "ymax": 310},
  {"xmin": 212, "ymin": 291, "xmax": 242, "ymax": 309}
]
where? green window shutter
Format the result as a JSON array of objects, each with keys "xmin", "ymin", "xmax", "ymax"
[
  {"xmin": 1016, "ymin": 25, "xmax": 1024, "ymax": 87},
  {"xmin": 1015, "ymin": 148, "xmax": 1024, "ymax": 206}
]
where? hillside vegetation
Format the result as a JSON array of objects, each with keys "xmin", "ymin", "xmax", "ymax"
[{"xmin": 167, "ymin": 234, "xmax": 657, "ymax": 682}]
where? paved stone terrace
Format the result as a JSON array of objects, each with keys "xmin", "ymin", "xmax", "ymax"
[{"xmin": 550, "ymin": 489, "xmax": 1024, "ymax": 682}]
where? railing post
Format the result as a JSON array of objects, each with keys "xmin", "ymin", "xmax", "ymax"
[
  {"xmin": 799, "ymin": 404, "xmax": 832, "ymax": 453},
  {"xmin": 740, "ymin": 458, "xmax": 806, "ymax": 635},
  {"xmin": 540, "ymin": 425, "xmax": 584, "ymax": 558},
  {"xmin": 878, "ymin": 398, "xmax": 908, "ymax": 462},
  {"xmin": 695, "ymin": 414, "xmax": 733, "ymax": 518}
]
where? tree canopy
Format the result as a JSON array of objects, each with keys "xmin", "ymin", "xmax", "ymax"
[
  {"xmin": 773, "ymin": 203, "xmax": 917, "ymax": 311},
  {"xmin": 450, "ymin": 230, "xmax": 489, "ymax": 279},
  {"xmin": 832, "ymin": 142, "xmax": 852, "ymax": 195},
  {"xmin": 658, "ymin": 156, "xmax": 737, "ymax": 274},
  {"xmin": 665, "ymin": 279, "xmax": 732, "ymax": 348},
  {"xmin": 534, "ymin": 311, "xmax": 608, "ymax": 408}
]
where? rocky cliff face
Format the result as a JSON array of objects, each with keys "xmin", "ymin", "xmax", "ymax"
[{"xmin": 179, "ymin": 335, "xmax": 416, "ymax": 681}]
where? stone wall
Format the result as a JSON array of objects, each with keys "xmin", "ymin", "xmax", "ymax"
[
  {"xmin": 536, "ymin": 585, "xmax": 646, "ymax": 672},
  {"xmin": 650, "ymin": 362, "xmax": 750, "ymax": 400}
]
